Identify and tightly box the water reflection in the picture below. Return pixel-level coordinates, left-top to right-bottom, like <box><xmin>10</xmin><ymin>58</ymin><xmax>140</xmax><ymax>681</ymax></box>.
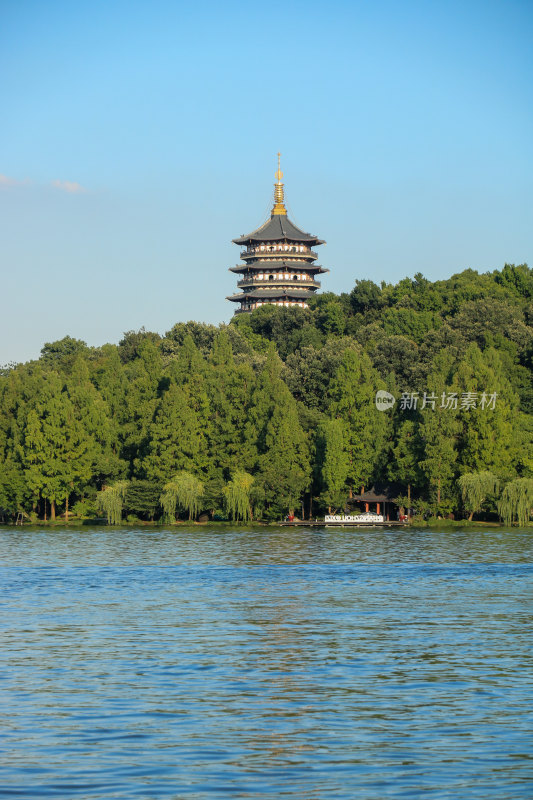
<box><xmin>0</xmin><ymin>527</ymin><xmax>532</xmax><ymax>799</ymax></box>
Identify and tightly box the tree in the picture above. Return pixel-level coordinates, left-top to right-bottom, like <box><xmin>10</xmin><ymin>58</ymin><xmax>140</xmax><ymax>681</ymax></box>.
<box><xmin>258</xmin><ymin>394</ymin><xmax>310</xmax><ymax>517</ymax></box>
<box><xmin>368</xmin><ymin>335</ymin><xmax>425</xmax><ymax>391</ymax></box>
<box><xmin>96</xmin><ymin>481</ymin><xmax>129</xmax><ymax>524</ymax></box>
<box><xmin>328</xmin><ymin>348</ymin><xmax>389</xmax><ymax>493</ymax></box>
<box><xmin>418</xmin><ymin>354</ymin><xmax>461</xmax><ymax>514</ymax></box>
<box><xmin>162</xmin><ymin>321</ymin><xmax>218</xmax><ymax>358</ymax></box>
<box><xmin>205</xmin><ymin>331</ymin><xmax>254</xmax><ymax>483</ymax></box>
<box><xmin>40</xmin><ymin>336</ymin><xmax>91</xmax><ymax>371</ymax></box>
<box><xmin>457</xmin><ymin>472</ymin><xmax>499</xmax><ymax>521</ymax></box>
<box><xmin>245</xmin><ymin>305</ymin><xmax>317</xmax><ymax>359</ymax></box>
<box><xmin>349</xmin><ymin>279</ymin><xmax>382</xmax><ymax>315</ymax></box>
<box><xmin>125</xmin><ymin>480</ymin><xmax>162</xmax><ymax>521</ymax></box>
<box><xmin>495</xmin><ymin>263</ymin><xmax>533</xmax><ymax>299</ymax></box>
<box><xmin>316</xmin><ymin>418</ymin><xmax>350</xmax><ymax>510</ymax></box>
<box><xmin>118</xmin><ymin>328</ymin><xmax>161</xmax><ymax>363</ymax></box>
<box><xmin>284</xmin><ymin>339</ymin><xmax>354</xmax><ymax>411</ymax></box>
<box><xmin>245</xmin><ymin>346</ymin><xmax>311</xmax><ymax>517</ymax></box>
<box><xmin>498</xmin><ymin>478</ymin><xmax>533</xmax><ymax>527</ymax></box>
<box><xmin>388</xmin><ymin>419</ymin><xmax>422</xmax><ymax>511</ymax></box>
<box><xmin>316</xmin><ymin>300</ymin><xmax>345</xmax><ymax>335</ymax></box>
<box><xmin>455</xmin><ymin>345</ymin><xmax>517</xmax><ymax>481</ymax></box>
<box><xmin>120</xmin><ymin>339</ymin><xmax>162</xmax><ymax>471</ymax></box>
<box><xmin>223</xmin><ymin>471</ymin><xmax>254</xmax><ymax>522</ymax></box>
<box><xmin>143</xmin><ymin>383</ymin><xmax>206</xmax><ymax>483</ymax></box>
<box><xmin>23</xmin><ymin>370</ymin><xmax>94</xmax><ymax>519</ymax></box>
<box><xmin>160</xmin><ymin>471</ymin><xmax>204</xmax><ymax>521</ymax></box>
<box><xmin>0</xmin><ymin>367</ymin><xmax>30</xmax><ymax>515</ymax></box>
<box><xmin>65</xmin><ymin>356</ymin><xmax>123</xmax><ymax>515</ymax></box>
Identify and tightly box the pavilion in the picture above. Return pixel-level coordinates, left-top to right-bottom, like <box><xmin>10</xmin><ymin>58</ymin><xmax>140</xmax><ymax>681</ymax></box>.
<box><xmin>347</xmin><ymin>485</ymin><xmax>403</xmax><ymax>522</ymax></box>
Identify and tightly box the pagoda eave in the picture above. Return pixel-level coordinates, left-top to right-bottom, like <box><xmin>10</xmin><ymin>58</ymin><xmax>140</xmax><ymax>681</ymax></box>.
<box><xmin>227</xmin><ymin>288</ymin><xmax>316</xmax><ymax>302</ymax></box>
<box><xmin>232</xmin><ymin>213</ymin><xmax>325</xmax><ymax>246</ymax></box>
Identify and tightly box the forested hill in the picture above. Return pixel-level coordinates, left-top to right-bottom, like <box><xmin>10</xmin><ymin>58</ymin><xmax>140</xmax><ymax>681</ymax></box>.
<box><xmin>1</xmin><ymin>264</ymin><xmax>532</xmax><ymax>524</ymax></box>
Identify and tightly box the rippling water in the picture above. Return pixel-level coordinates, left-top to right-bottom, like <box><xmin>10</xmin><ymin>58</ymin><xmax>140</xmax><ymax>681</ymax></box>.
<box><xmin>1</xmin><ymin>526</ymin><xmax>532</xmax><ymax>799</ymax></box>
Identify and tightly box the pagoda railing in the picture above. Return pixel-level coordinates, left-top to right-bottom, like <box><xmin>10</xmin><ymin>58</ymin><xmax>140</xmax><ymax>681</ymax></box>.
<box><xmin>240</xmin><ymin>249</ymin><xmax>318</xmax><ymax>261</ymax></box>
<box><xmin>237</xmin><ymin>276</ymin><xmax>320</xmax><ymax>289</ymax></box>
<box><xmin>234</xmin><ymin>301</ymin><xmax>310</xmax><ymax>315</ymax></box>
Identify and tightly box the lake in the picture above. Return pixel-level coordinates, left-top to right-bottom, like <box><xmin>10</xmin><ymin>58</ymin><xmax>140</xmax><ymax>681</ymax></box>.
<box><xmin>1</xmin><ymin>526</ymin><xmax>532</xmax><ymax>799</ymax></box>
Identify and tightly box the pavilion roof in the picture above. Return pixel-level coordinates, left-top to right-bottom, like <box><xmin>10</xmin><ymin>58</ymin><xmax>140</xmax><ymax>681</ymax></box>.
<box><xmin>233</xmin><ymin>214</ymin><xmax>325</xmax><ymax>245</ymax></box>
<box><xmin>348</xmin><ymin>484</ymin><xmax>403</xmax><ymax>503</ymax></box>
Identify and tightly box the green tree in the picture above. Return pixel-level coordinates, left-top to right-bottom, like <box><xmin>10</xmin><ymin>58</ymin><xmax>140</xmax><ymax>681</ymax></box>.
<box><xmin>143</xmin><ymin>383</ymin><xmax>206</xmax><ymax>483</ymax></box>
<box><xmin>247</xmin><ymin>346</ymin><xmax>311</xmax><ymax>517</ymax></box>
<box><xmin>223</xmin><ymin>471</ymin><xmax>254</xmax><ymax>522</ymax></box>
<box><xmin>457</xmin><ymin>471</ymin><xmax>500</xmax><ymax>521</ymax></box>
<box><xmin>350</xmin><ymin>279</ymin><xmax>382</xmax><ymax>315</ymax></box>
<box><xmin>328</xmin><ymin>348</ymin><xmax>389</xmax><ymax>494</ymax></box>
<box><xmin>23</xmin><ymin>370</ymin><xmax>94</xmax><ymax>519</ymax></box>
<box><xmin>455</xmin><ymin>345</ymin><xmax>517</xmax><ymax>481</ymax></box>
<box><xmin>65</xmin><ymin>356</ymin><xmax>123</xmax><ymax>514</ymax></box>
<box><xmin>418</xmin><ymin>355</ymin><xmax>461</xmax><ymax>514</ymax></box>
<box><xmin>388</xmin><ymin>419</ymin><xmax>422</xmax><ymax>511</ymax></box>
<box><xmin>284</xmin><ymin>339</ymin><xmax>354</xmax><ymax>411</ymax></box>
<box><xmin>40</xmin><ymin>336</ymin><xmax>91</xmax><ymax>371</ymax></box>
<box><xmin>120</xmin><ymin>339</ymin><xmax>162</xmax><ymax>472</ymax></box>
<box><xmin>498</xmin><ymin>478</ymin><xmax>533</xmax><ymax>527</ymax></box>
<box><xmin>160</xmin><ymin>471</ymin><xmax>204</xmax><ymax>521</ymax></box>
<box><xmin>97</xmin><ymin>481</ymin><xmax>129</xmax><ymax>524</ymax></box>
<box><xmin>205</xmin><ymin>331</ymin><xmax>253</xmax><ymax>484</ymax></box>
<box><xmin>316</xmin><ymin>418</ymin><xmax>350</xmax><ymax>510</ymax></box>
<box><xmin>125</xmin><ymin>480</ymin><xmax>162</xmax><ymax>521</ymax></box>
<box><xmin>118</xmin><ymin>328</ymin><xmax>161</xmax><ymax>363</ymax></box>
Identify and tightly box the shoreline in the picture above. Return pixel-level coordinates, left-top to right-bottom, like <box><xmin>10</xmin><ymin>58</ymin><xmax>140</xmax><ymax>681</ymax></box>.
<box><xmin>1</xmin><ymin>519</ymin><xmax>529</xmax><ymax>530</ymax></box>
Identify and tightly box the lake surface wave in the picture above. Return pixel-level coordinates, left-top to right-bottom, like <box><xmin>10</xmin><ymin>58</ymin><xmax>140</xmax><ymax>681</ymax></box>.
<box><xmin>1</xmin><ymin>526</ymin><xmax>532</xmax><ymax>799</ymax></box>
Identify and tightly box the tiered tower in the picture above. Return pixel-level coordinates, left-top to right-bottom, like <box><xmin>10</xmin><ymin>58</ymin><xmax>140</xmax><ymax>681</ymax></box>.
<box><xmin>227</xmin><ymin>155</ymin><xmax>328</xmax><ymax>314</ymax></box>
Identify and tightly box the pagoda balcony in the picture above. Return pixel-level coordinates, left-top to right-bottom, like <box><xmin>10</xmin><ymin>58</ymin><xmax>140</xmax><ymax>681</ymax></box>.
<box><xmin>234</xmin><ymin>300</ymin><xmax>310</xmax><ymax>314</ymax></box>
<box><xmin>237</xmin><ymin>276</ymin><xmax>321</xmax><ymax>289</ymax></box>
<box><xmin>240</xmin><ymin>249</ymin><xmax>318</xmax><ymax>261</ymax></box>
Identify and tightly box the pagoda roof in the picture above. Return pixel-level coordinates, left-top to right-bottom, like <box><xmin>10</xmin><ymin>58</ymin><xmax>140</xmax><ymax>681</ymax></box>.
<box><xmin>229</xmin><ymin>261</ymin><xmax>329</xmax><ymax>274</ymax></box>
<box><xmin>233</xmin><ymin>214</ymin><xmax>325</xmax><ymax>245</ymax></box>
<box><xmin>226</xmin><ymin>288</ymin><xmax>315</xmax><ymax>302</ymax></box>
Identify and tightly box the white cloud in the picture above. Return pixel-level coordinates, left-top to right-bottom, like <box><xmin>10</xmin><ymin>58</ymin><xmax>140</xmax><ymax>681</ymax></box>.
<box><xmin>0</xmin><ymin>174</ymin><xmax>28</xmax><ymax>187</ymax></box>
<box><xmin>51</xmin><ymin>179</ymin><xmax>86</xmax><ymax>194</ymax></box>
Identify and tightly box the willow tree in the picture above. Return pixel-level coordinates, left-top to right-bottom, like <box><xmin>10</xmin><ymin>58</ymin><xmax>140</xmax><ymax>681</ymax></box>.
<box><xmin>97</xmin><ymin>481</ymin><xmax>129</xmax><ymax>525</ymax></box>
<box><xmin>160</xmin><ymin>471</ymin><xmax>204</xmax><ymax>521</ymax></box>
<box><xmin>223</xmin><ymin>471</ymin><xmax>254</xmax><ymax>522</ymax></box>
<box><xmin>457</xmin><ymin>471</ymin><xmax>499</xmax><ymax>521</ymax></box>
<box><xmin>498</xmin><ymin>478</ymin><xmax>533</xmax><ymax>527</ymax></box>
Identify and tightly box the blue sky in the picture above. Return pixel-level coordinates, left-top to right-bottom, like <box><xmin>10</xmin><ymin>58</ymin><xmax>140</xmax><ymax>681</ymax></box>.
<box><xmin>1</xmin><ymin>0</ymin><xmax>532</xmax><ymax>363</ymax></box>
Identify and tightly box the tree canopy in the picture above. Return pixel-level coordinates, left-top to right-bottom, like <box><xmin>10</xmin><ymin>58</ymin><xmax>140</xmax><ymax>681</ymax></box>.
<box><xmin>1</xmin><ymin>263</ymin><xmax>531</xmax><ymax>524</ymax></box>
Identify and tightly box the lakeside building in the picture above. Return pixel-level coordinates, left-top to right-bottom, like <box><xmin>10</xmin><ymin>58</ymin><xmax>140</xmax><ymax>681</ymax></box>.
<box><xmin>227</xmin><ymin>155</ymin><xmax>329</xmax><ymax>314</ymax></box>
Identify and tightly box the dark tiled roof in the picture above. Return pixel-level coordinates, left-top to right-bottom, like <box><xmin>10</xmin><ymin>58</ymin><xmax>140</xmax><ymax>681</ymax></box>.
<box><xmin>226</xmin><ymin>287</ymin><xmax>315</xmax><ymax>302</ymax></box>
<box><xmin>233</xmin><ymin>214</ymin><xmax>325</xmax><ymax>245</ymax></box>
<box><xmin>349</xmin><ymin>484</ymin><xmax>403</xmax><ymax>503</ymax></box>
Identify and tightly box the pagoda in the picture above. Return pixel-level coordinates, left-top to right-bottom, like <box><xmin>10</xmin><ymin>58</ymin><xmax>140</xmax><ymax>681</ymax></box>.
<box><xmin>227</xmin><ymin>155</ymin><xmax>328</xmax><ymax>314</ymax></box>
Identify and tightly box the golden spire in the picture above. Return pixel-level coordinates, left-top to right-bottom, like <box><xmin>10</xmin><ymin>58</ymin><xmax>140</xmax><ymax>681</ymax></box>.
<box><xmin>271</xmin><ymin>151</ymin><xmax>287</xmax><ymax>215</ymax></box>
